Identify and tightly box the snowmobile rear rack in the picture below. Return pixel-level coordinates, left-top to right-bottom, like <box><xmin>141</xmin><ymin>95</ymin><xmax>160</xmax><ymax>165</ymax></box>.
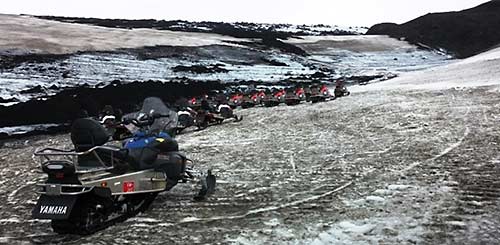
<box><xmin>34</xmin><ymin>146</ymin><xmax>122</xmax><ymax>174</ymax></box>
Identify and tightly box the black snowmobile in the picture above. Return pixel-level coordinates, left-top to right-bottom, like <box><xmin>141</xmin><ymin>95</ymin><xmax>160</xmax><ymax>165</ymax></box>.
<box><xmin>194</xmin><ymin>102</ymin><xmax>242</xmax><ymax>130</ymax></box>
<box><xmin>32</xmin><ymin>97</ymin><xmax>215</xmax><ymax>235</ymax></box>
<box><xmin>216</xmin><ymin>103</ymin><xmax>243</xmax><ymax>122</ymax></box>
<box><xmin>98</xmin><ymin>106</ymin><xmax>132</xmax><ymax>140</ymax></box>
<box><xmin>334</xmin><ymin>85</ymin><xmax>350</xmax><ymax>97</ymax></box>
<box><xmin>176</xmin><ymin>107</ymin><xmax>196</xmax><ymax>134</ymax></box>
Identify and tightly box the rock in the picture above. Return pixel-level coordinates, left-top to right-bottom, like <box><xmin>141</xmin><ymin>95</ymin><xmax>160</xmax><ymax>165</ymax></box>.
<box><xmin>0</xmin><ymin>97</ymin><xmax>19</xmax><ymax>103</ymax></box>
<box><xmin>62</xmin><ymin>71</ymin><xmax>71</xmax><ymax>78</ymax></box>
<box><xmin>20</xmin><ymin>85</ymin><xmax>45</xmax><ymax>94</ymax></box>
<box><xmin>172</xmin><ymin>64</ymin><xmax>229</xmax><ymax>74</ymax></box>
<box><xmin>310</xmin><ymin>72</ymin><xmax>328</xmax><ymax>79</ymax></box>
<box><xmin>260</xmin><ymin>58</ymin><xmax>288</xmax><ymax>66</ymax></box>
<box><xmin>367</xmin><ymin>1</ymin><xmax>500</xmax><ymax>58</ymax></box>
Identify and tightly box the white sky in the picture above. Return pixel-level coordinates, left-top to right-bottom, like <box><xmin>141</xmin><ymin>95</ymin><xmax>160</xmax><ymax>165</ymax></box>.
<box><xmin>1</xmin><ymin>0</ymin><xmax>490</xmax><ymax>27</ymax></box>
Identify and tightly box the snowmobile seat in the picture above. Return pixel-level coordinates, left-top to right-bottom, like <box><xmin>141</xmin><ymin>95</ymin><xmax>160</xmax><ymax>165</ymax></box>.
<box><xmin>71</xmin><ymin>118</ymin><xmax>110</xmax><ymax>152</ymax></box>
<box><xmin>70</xmin><ymin>118</ymin><xmax>129</xmax><ymax>169</ymax></box>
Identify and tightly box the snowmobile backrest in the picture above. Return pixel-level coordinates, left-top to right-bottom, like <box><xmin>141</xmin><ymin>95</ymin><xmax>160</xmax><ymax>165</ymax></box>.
<box><xmin>71</xmin><ymin>118</ymin><xmax>110</xmax><ymax>152</ymax></box>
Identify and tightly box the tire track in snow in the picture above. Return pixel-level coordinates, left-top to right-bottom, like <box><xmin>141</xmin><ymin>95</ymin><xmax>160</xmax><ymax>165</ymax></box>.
<box><xmin>177</xmin><ymin>181</ymin><xmax>353</xmax><ymax>224</ymax></box>
<box><xmin>399</xmin><ymin>106</ymin><xmax>471</xmax><ymax>174</ymax></box>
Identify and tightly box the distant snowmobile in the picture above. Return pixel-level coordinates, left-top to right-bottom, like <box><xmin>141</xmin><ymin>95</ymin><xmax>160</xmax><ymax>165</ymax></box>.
<box><xmin>308</xmin><ymin>84</ymin><xmax>334</xmax><ymax>103</ymax></box>
<box><xmin>217</xmin><ymin>103</ymin><xmax>243</xmax><ymax>122</ymax></box>
<box><xmin>194</xmin><ymin>109</ymin><xmax>224</xmax><ymax>129</ymax></box>
<box><xmin>309</xmin><ymin>85</ymin><xmax>326</xmax><ymax>103</ymax></box>
<box><xmin>176</xmin><ymin>107</ymin><xmax>197</xmax><ymax>134</ymax></box>
<box><xmin>228</xmin><ymin>93</ymin><xmax>243</xmax><ymax>109</ymax></box>
<box><xmin>241</xmin><ymin>92</ymin><xmax>259</xmax><ymax>109</ymax></box>
<box><xmin>32</xmin><ymin>97</ymin><xmax>215</xmax><ymax>235</ymax></box>
<box><xmin>334</xmin><ymin>82</ymin><xmax>350</xmax><ymax>97</ymax></box>
<box><xmin>195</xmin><ymin>102</ymin><xmax>242</xmax><ymax>129</ymax></box>
<box><xmin>285</xmin><ymin>87</ymin><xmax>306</xmax><ymax>106</ymax></box>
<box><xmin>263</xmin><ymin>89</ymin><xmax>285</xmax><ymax>107</ymax></box>
<box><xmin>98</xmin><ymin>106</ymin><xmax>131</xmax><ymax>140</ymax></box>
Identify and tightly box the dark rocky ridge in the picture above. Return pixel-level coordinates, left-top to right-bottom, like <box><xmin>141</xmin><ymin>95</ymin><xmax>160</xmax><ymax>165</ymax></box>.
<box><xmin>367</xmin><ymin>0</ymin><xmax>500</xmax><ymax>58</ymax></box>
<box><xmin>34</xmin><ymin>16</ymin><xmax>357</xmax><ymax>39</ymax></box>
<box><xmin>0</xmin><ymin>80</ymin><xmax>225</xmax><ymax>128</ymax></box>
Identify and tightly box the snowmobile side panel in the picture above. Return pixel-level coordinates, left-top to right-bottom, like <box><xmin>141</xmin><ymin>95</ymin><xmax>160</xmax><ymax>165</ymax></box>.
<box><xmin>83</xmin><ymin>169</ymin><xmax>167</xmax><ymax>195</ymax></box>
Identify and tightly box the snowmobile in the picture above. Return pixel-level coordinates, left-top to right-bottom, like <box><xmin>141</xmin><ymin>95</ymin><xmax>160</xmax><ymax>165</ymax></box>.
<box><xmin>216</xmin><ymin>103</ymin><xmax>243</xmax><ymax>122</ymax></box>
<box><xmin>98</xmin><ymin>107</ymin><xmax>132</xmax><ymax>141</ymax></box>
<box><xmin>32</xmin><ymin>97</ymin><xmax>216</xmax><ymax>235</ymax></box>
<box><xmin>285</xmin><ymin>87</ymin><xmax>305</xmax><ymax>106</ymax></box>
<box><xmin>194</xmin><ymin>109</ymin><xmax>224</xmax><ymax>130</ymax></box>
<box><xmin>240</xmin><ymin>91</ymin><xmax>262</xmax><ymax>109</ymax></box>
<box><xmin>194</xmin><ymin>103</ymin><xmax>242</xmax><ymax>130</ymax></box>
<box><xmin>228</xmin><ymin>93</ymin><xmax>243</xmax><ymax>109</ymax></box>
<box><xmin>334</xmin><ymin>85</ymin><xmax>350</xmax><ymax>97</ymax></box>
<box><xmin>309</xmin><ymin>84</ymin><xmax>333</xmax><ymax>103</ymax></box>
<box><xmin>188</xmin><ymin>97</ymin><xmax>202</xmax><ymax>110</ymax></box>
<box><xmin>263</xmin><ymin>89</ymin><xmax>285</xmax><ymax>107</ymax></box>
<box><xmin>176</xmin><ymin>107</ymin><xmax>197</xmax><ymax>134</ymax></box>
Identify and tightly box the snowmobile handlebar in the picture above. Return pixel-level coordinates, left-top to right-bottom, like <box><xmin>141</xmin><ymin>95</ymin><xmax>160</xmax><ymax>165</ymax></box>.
<box><xmin>122</xmin><ymin>113</ymin><xmax>170</xmax><ymax>128</ymax></box>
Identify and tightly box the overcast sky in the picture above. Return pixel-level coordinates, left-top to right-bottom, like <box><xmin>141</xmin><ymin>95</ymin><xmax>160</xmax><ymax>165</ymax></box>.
<box><xmin>1</xmin><ymin>0</ymin><xmax>490</xmax><ymax>27</ymax></box>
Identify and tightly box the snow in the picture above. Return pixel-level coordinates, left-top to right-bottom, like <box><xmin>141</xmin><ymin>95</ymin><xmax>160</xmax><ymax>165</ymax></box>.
<box><xmin>387</xmin><ymin>185</ymin><xmax>412</xmax><ymax>191</ymax></box>
<box><xmin>303</xmin><ymin>183</ymin><xmax>451</xmax><ymax>245</ymax></box>
<box><xmin>0</xmin><ymin>217</ymin><xmax>21</xmax><ymax>223</ymax></box>
<box><xmin>351</xmin><ymin>46</ymin><xmax>500</xmax><ymax>92</ymax></box>
<box><xmin>285</xmin><ymin>35</ymin><xmax>416</xmax><ymax>52</ymax></box>
<box><xmin>446</xmin><ymin>221</ymin><xmax>467</xmax><ymax>227</ymax></box>
<box><xmin>0</xmin><ymin>14</ymin><xmax>247</xmax><ymax>55</ymax></box>
<box><xmin>0</xmin><ymin>124</ymin><xmax>59</xmax><ymax>135</ymax></box>
<box><xmin>275</xmin><ymin>24</ymin><xmax>367</xmax><ymax>35</ymax></box>
<box><xmin>365</xmin><ymin>195</ymin><xmax>385</xmax><ymax>203</ymax></box>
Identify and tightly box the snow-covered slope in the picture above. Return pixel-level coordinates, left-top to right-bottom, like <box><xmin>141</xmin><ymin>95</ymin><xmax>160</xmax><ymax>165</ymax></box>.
<box><xmin>351</xmin><ymin>46</ymin><xmax>500</xmax><ymax>92</ymax></box>
<box><xmin>0</xmin><ymin>14</ymin><xmax>246</xmax><ymax>55</ymax></box>
<box><xmin>0</xmin><ymin>15</ymin><xmax>450</xmax><ymax>106</ymax></box>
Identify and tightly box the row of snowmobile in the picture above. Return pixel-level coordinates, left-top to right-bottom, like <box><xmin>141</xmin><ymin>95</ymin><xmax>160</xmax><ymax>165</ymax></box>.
<box><xmin>175</xmin><ymin>100</ymin><xmax>243</xmax><ymax>135</ymax></box>
<box><xmin>211</xmin><ymin>83</ymin><xmax>350</xmax><ymax>109</ymax></box>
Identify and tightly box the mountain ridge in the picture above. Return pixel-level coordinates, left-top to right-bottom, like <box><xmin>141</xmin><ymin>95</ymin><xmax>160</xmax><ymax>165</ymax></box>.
<box><xmin>367</xmin><ymin>0</ymin><xmax>500</xmax><ymax>58</ymax></box>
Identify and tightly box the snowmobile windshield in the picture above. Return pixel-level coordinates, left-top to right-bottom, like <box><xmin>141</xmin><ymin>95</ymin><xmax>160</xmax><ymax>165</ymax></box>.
<box><xmin>124</xmin><ymin>97</ymin><xmax>178</xmax><ymax>135</ymax></box>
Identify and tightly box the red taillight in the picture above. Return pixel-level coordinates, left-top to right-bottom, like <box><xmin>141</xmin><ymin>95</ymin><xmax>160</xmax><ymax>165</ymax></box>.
<box><xmin>123</xmin><ymin>182</ymin><xmax>135</xmax><ymax>192</ymax></box>
<box><xmin>55</xmin><ymin>172</ymin><xmax>65</xmax><ymax>179</ymax></box>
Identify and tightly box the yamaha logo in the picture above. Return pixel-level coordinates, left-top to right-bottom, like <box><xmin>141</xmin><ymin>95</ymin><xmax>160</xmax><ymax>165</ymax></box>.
<box><xmin>40</xmin><ymin>205</ymin><xmax>67</xmax><ymax>215</ymax></box>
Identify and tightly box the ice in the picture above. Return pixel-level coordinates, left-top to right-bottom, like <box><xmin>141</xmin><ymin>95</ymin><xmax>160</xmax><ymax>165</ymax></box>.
<box><xmin>126</xmin><ymin>217</ymin><xmax>160</xmax><ymax>223</ymax></box>
<box><xmin>373</xmin><ymin>189</ymin><xmax>392</xmax><ymax>195</ymax></box>
<box><xmin>365</xmin><ymin>196</ymin><xmax>385</xmax><ymax>203</ymax></box>
<box><xmin>0</xmin><ymin>124</ymin><xmax>59</xmax><ymax>135</ymax></box>
<box><xmin>0</xmin><ymin>217</ymin><xmax>21</xmax><ymax>223</ymax></box>
<box><xmin>446</xmin><ymin>221</ymin><xmax>467</xmax><ymax>227</ymax></box>
<box><xmin>387</xmin><ymin>185</ymin><xmax>412</xmax><ymax>191</ymax></box>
